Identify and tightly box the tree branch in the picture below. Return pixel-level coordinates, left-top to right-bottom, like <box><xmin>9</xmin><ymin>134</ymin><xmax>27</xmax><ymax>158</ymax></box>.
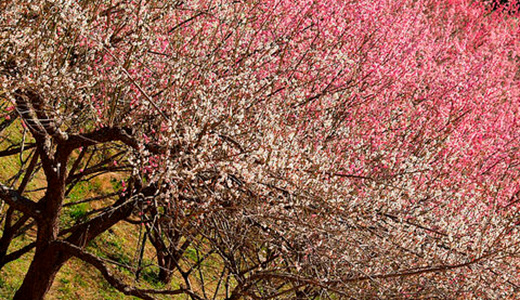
<box><xmin>0</xmin><ymin>182</ymin><xmax>39</xmax><ymax>219</ymax></box>
<box><xmin>65</xmin><ymin>127</ymin><xmax>166</xmax><ymax>154</ymax></box>
<box><xmin>0</xmin><ymin>144</ymin><xmax>36</xmax><ymax>158</ymax></box>
<box><xmin>0</xmin><ymin>242</ymin><xmax>35</xmax><ymax>268</ymax></box>
<box><xmin>56</xmin><ymin>241</ymin><xmax>193</xmax><ymax>300</ymax></box>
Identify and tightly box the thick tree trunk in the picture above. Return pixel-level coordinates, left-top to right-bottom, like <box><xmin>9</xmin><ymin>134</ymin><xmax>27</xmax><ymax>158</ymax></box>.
<box><xmin>13</xmin><ymin>244</ymin><xmax>69</xmax><ymax>300</ymax></box>
<box><xmin>12</xmin><ymin>194</ymin><xmax>136</xmax><ymax>299</ymax></box>
<box><xmin>152</xmin><ymin>237</ymin><xmax>180</xmax><ymax>285</ymax></box>
<box><xmin>158</xmin><ymin>259</ymin><xmax>174</xmax><ymax>284</ymax></box>
<box><xmin>11</xmin><ymin>137</ymin><xmax>70</xmax><ymax>300</ymax></box>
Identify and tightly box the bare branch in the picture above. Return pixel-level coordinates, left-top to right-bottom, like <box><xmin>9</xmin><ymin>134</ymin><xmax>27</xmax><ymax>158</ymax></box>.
<box><xmin>56</xmin><ymin>241</ymin><xmax>191</xmax><ymax>300</ymax></box>
<box><xmin>0</xmin><ymin>182</ymin><xmax>39</xmax><ymax>219</ymax></box>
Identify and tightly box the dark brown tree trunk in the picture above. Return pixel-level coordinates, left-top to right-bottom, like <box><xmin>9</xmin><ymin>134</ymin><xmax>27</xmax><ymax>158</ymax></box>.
<box><xmin>158</xmin><ymin>257</ymin><xmax>175</xmax><ymax>284</ymax></box>
<box><xmin>12</xmin><ymin>244</ymin><xmax>70</xmax><ymax>300</ymax></box>
<box><xmin>12</xmin><ymin>148</ymin><xmax>69</xmax><ymax>300</ymax></box>
<box><xmin>150</xmin><ymin>230</ymin><xmax>182</xmax><ymax>285</ymax></box>
<box><xmin>12</xmin><ymin>193</ymin><xmax>137</xmax><ymax>299</ymax></box>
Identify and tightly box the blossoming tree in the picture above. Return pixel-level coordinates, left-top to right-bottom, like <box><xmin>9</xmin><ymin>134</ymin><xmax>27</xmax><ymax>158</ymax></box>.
<box><xmin>1</xmin><ymin>0</ymin><xmax>520</xmax><ymax>299</ymax></box>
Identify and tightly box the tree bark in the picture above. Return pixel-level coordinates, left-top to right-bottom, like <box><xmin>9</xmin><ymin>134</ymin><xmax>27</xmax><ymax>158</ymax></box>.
<box><xmin>12</xmin><ymin>244</ymin><xmax>70</xmax><ymax>300</ymax></box>
<box><xmin>12</xmin><ymin>137</ymin><xmax>68</xmax><ymax>300</ymax></box>
<box><xmin>158</xmin><ymin>258</ymin><xmax>175</xmax><ymax>284</ymax></box>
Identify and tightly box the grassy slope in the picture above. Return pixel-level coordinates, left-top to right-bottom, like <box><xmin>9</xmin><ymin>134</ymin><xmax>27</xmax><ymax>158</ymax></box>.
<box><xmin>0</xmin><ymin>121</ymin><xmax>181</xmax><ymax>299</ymax></box>
<box><xmin>0</xmin><ymin>223</ymin><xmax>177</xmax><ymax>300</ymax></box>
